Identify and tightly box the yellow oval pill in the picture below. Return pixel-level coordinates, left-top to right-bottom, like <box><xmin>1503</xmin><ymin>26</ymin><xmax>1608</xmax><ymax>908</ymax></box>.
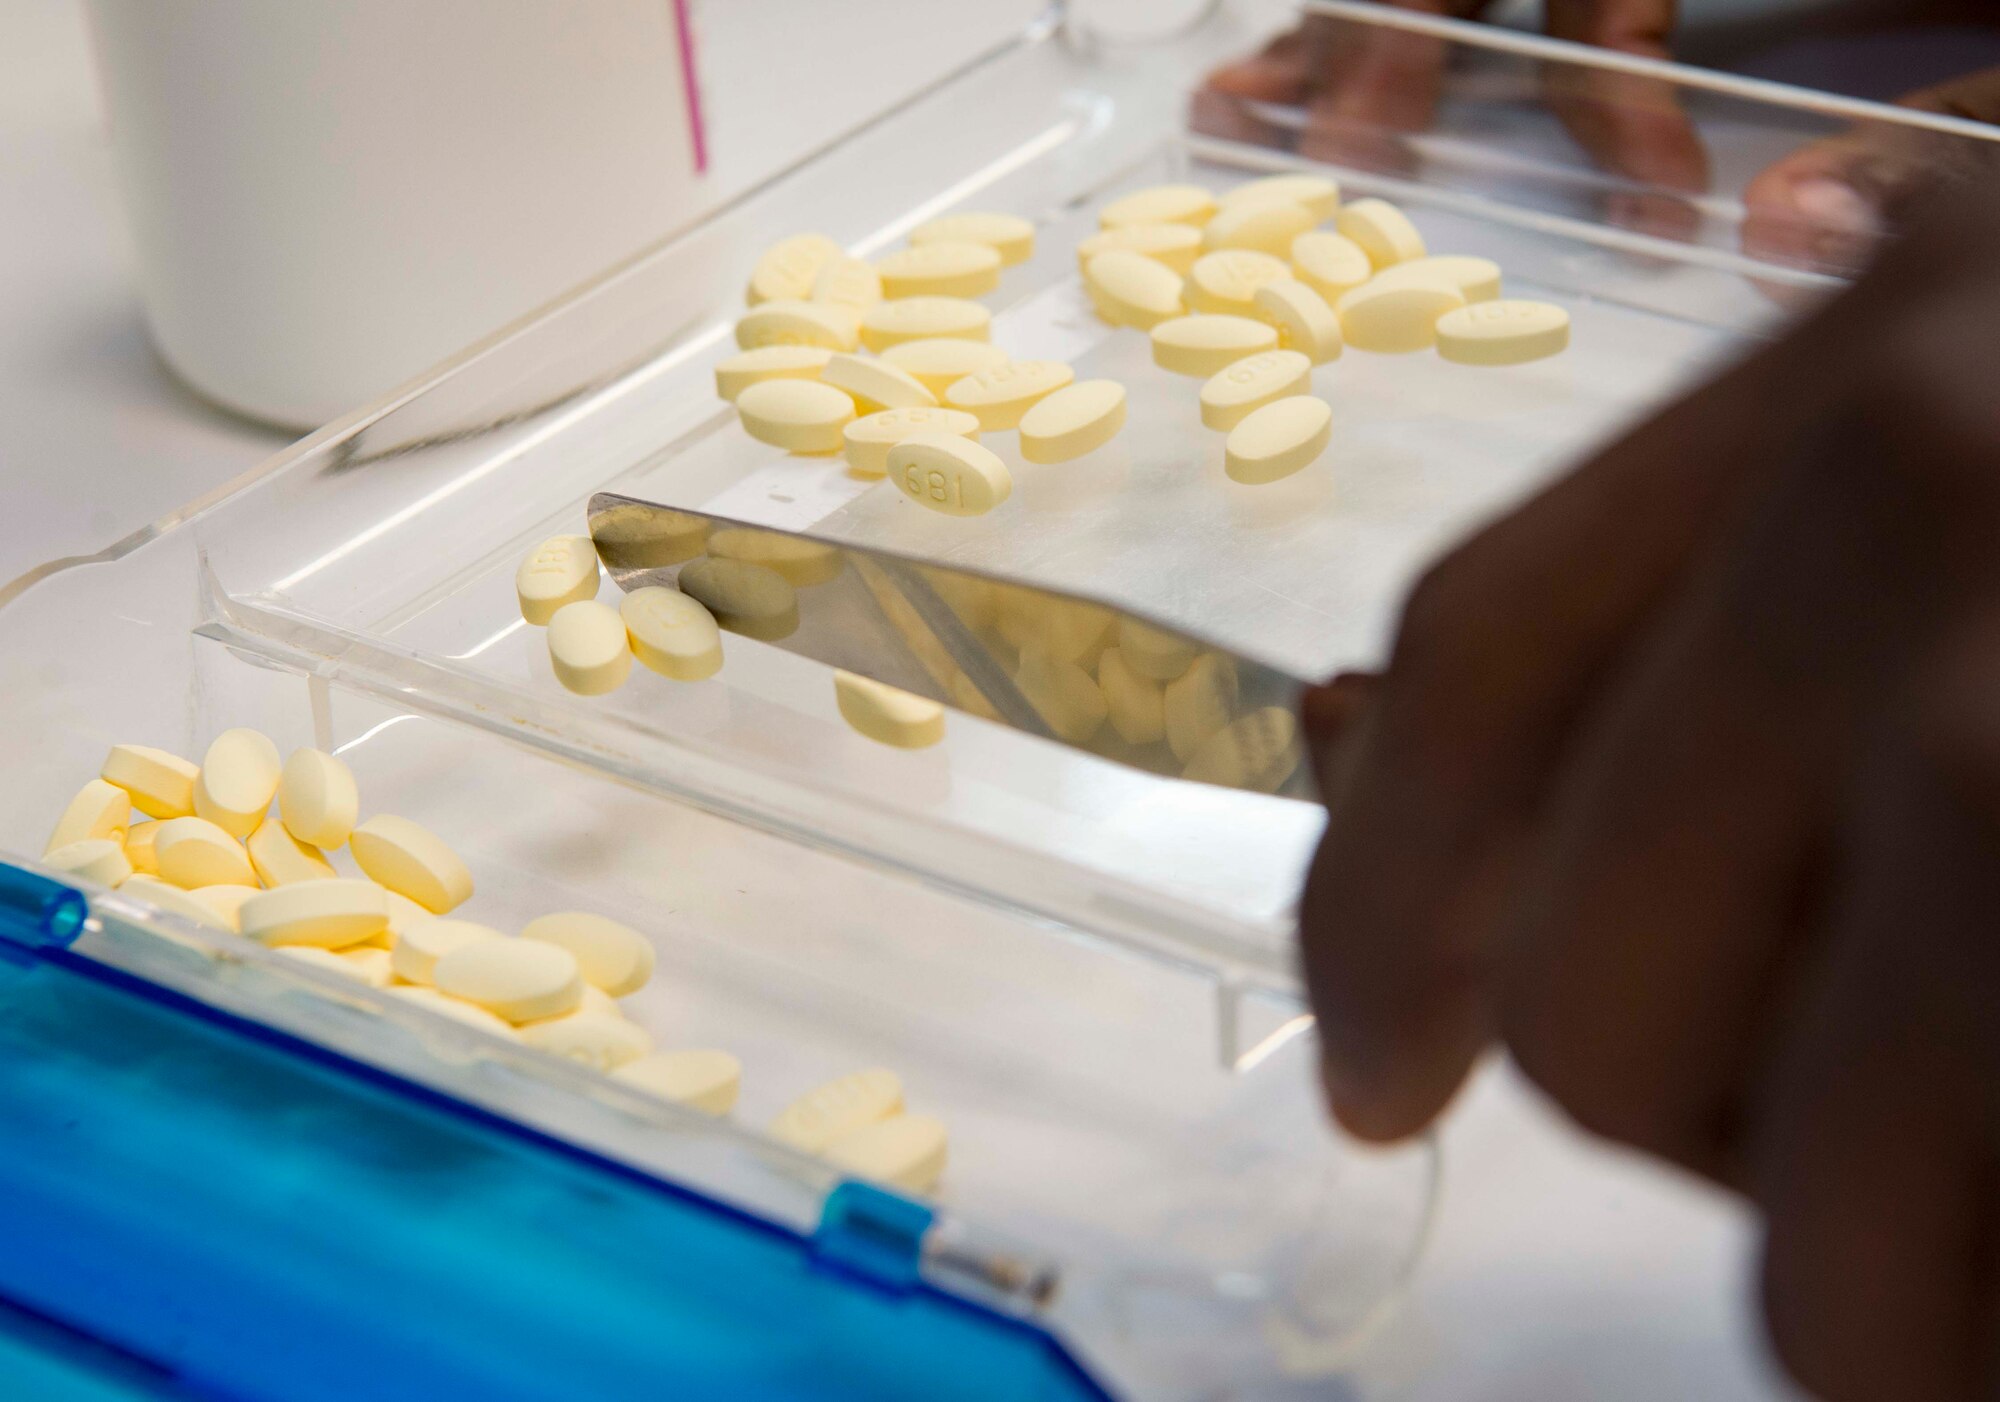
<box><xmin>125</xmin><ymin>820</ymin><xmax>161</xmax><ymax>876</ymax></box>
<box><xmin>859</xmin><ymin>296</ymin><xmax>992</xmax><ymax>352</ymax></box>
<box><xmin>546</xmin><ymin>599</ymin><xmax>635</xmax><ymax>696</ymax></box>
<box><xmin>1251</xmin><ymin>278</ymin><xmax>1343</xmax><ymax>364</ymax></box>
<box><xmin>810</xmin><ymin>255</ymin><xmax>882</xmax><ymax>315</ymax></box>
<box><xmin>1436</xmin><ymin>299</ymin><xmax>1571</xmax><ymax>366</ymax></box>
<box><xmin>1220</xmin><ymin>173</ymin><xmax>1341</xmax><ymax>222</ymax></box>
<box><xmin>825</xmin><ymin>1112</ymin><xmax>949</xmax><ymax>1193</ymax></box>
<box><xmin>45</xmin><ymin>838</ymin><xmax>133</xmax><ymax>888</ymax></box>
<box><xmin>193</xmin><ymin>728</ymin><xmax>282</xmax><ymax>839</ymax></box>
<box><xmin>819</xmin><ymin>352</ymin><xmax>936</xmax><ymax>412</ymax></box>
<box><xmin>435</xmin><ymin>938</ymin><xmax>584</xmax><ymax>1024</ymax></box>
<box><xmin>735</xmin><ymin>300</ymin><xmax>860</xmax><ymax>353</ymax></box>
<box><xmin>1083</xmin><ymin>250</ymin><xmax>1186</xmax><ymax>330</ymax></box>
<box><xmin>278</xmin><ymin>748</ymin><xmax>359</xmax><ymax>850</ymax></box>
<box><xmin>1224</xmin><ymin>395</ymin><xmax>1332</xmax><ymax>486</ymax></box>
<box><xmin>391</xmin><ymin>917</ymin><xmax>504</xmax><ymax>984</ymax></box>
<box><xmin>350</xmin><ymin>815</ymin><xmax>474</xmax><ymax>914</ymax></box>
<box><xmin>877</xmin><ymin>241</ymin><xmax>1003</xmax><ymax>299</ymax></box>
<box><xmin>1150</xmin><ymin>315</ymin><xmax>1279</xmax><ymax>377</ymax></box>
<box><xmin>1099</xmin><ymin>183</ymin><xmax>1217</xmax><ymax>229</ymax></box>
<box><xmin>387</xmin><ymin>985</ymin><xmax>520</xmax><ymax>1038</ymax></box>
<box><xmin>339</xmin><ymin>945</ymin><xmax>395</xmax><ymax>988</ymax></box>
<box><xmin>240</xmin><ymin>878</ymin><xmax>389</xmax><ymax>950</ymax></box>
<box><xmin>1372</xmin><ymin>254</ymin><xmax>1503</xmax><ymax>303</ymax></box>
<box><xmin>834</xmin><ymin>671</ymin><xmax>946</xmax><ymax>749</ymax></box>
<box><xmin>191</xmin><ymin>883</ymin><xmax>259</xmax><ymax>932</ymax></box>
<box><xmin>878</xmin><ymin>339</ymin><xmax>1010</xmax><ymax>397</ymax></box>
<box><xmin>770</xmin><ymin>1068</ymin><xmax>904</xmax><ymax>1152</ymax></box>
<box><xmin>714</xmin><ymin>344</ymin><xmax>833</xmax><ymax>403</ymax></box>
<box><xmin>1290</xmin><ymin>230</ymin><xmax>1374</xmax><ymax>303</ymax></box>
<box><xmin>677</xmin><ymin>557</ymin><xmax>800</xmax><ymax>641</ymax></box>
<box><xmin>121</xmin><ymin>875</ymin><xmax>231</xmax><ymax>933</ymax></box>
<box><xmin>519</xmin><ymin>1010</ymin><xmax>653</xmax><ymax>1070</ymax></box>
<box><xmin>842</xmin><ymin>405</ymin><xmax>980</xmax><ymax>477</ymax></box>
<box><xmin>1203</xmin><ymin>200</ymin><xmax>1316</xmax><ymax>258</ymax></box>
<box><xmin>521</xmin><ymin>911</ymin><xmax>655</xmax><ymax>997</ymax></box>
<box><xmin>247</xmin><ymin>815</ymin><xmax>337</xmax><ymax>887</ymax></box>
<box><xmin>515</xmin><ymin>534</ymin><xmax>600</xmax><ymax>626</ymax></box>
<box><xmin>747</xmin><ymin>233</ymin><xmax>840</xmax><ymax>305</ymax></box>
<box><xmin>615</xmin><ymin>1049</ymin><xmax>742</xmax><ymax>1115</ymax></box>
<box><xmin>1120</xmin><ymin>617</ymin><xmax>1201</xmax><ymax>681</ymax></box>
<box><xmin>1182</xmin><ymin>706</ymin><xmax>1302</xmax><ymax>792</ymax></box>
<box><xmin>101</xmin><ymin>744</ymin><xmax>199</xmax><ymax>820</ymax></box>
<box><xmin>1336</xmin><ymin>198</ymin><xmax>1427</xmax><ymax>269</ymax></box>
<box><xmin>1336</xmin><ymin>280</ymin><xmax>1466</xmax><ymax>354</ymax></box>
<box><xmin>1018</xmin><ymin>379</ymin><xmax>1126</xmax><ymax>465</ymax></box>
<box><xmin>702</xmin><ymin>526</ymin><xmax>840</xmax><ymax>591</ymax></box>
<box><xmin>909</xmin><ymin>211</ymin><xmax>1034</xmax><ymax>266</ymax></box>
<box><xmin>47</xmin><ymin>779</ymin><xmax>129</xmax><ymax>855</ymax></box>
<box><xmin>155</xmin><ymin>816</ymin><xmax>256</xmax><ymax>889</ymax></box>
<box><xmin>736</xmin><ymin>378</ymin><xmax>857</xmax><ymax>454</ymax></box>
<box><xmin>1096</xmin><ymin>646</ymin><xmax>1166</xmax><ymax>744</ymax></box>
<box><xmin>1075</xmin><ymin>223</ymin><xmax>1205</xmax><ymax>275</ymax></box>
<box><xmin>944</xmin><ymin>360</ymin><xmax>1074</xmax><ymax>431</ymax></box>
<box><xmin>619</xmin><ymin>587</ymin><xmax>723</xmax><ymax>682</ymax></box>
<box><xmin>889</xmin><ymin>433</ymin><xmax>1012</xmax><ymax>517</ymax></box>
<box><xmin>1199</xmin><ymin>349</ymin><xmax>1313</xmax><ymax>431</ymax></box>
<box><xmin>1016</xmin><ymin>647</ymin><xmax>1107</xmax><ymax>743</ymax></box>
<box><xmin>1185</xmin><ymin>249</ymin><xmax>1289</xmax><ymax>316</ymax></box>
<box><xmin>1164</xmin><ymin>653</ymin><xmax>1240</xmax><ymax>762</ymax></box>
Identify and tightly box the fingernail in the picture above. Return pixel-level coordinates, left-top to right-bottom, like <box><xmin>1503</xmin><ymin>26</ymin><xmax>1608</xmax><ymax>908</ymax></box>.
<box><xmin>1789</xmin><ymin>176</ymin><xmax>1880</xmax><ymax>235</ymax></box>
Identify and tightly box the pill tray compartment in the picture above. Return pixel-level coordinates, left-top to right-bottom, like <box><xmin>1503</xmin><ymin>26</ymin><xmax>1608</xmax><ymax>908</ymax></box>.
<box><xmin>4</xmin><ymin>3</ymin><xmax>1990</xmax><ymax>1394</ymax></box>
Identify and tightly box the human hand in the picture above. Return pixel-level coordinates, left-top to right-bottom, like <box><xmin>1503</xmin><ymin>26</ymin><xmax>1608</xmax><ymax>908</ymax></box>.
<box><xmin>1200</xmin><ymin>1</ymin><xmax>1708</xmax><ymax>236</ymax></box>
<box><xmin>1298</xmin><ymin>186</ymin><xmax>2000</xmax><ymax>1402</ymax></box>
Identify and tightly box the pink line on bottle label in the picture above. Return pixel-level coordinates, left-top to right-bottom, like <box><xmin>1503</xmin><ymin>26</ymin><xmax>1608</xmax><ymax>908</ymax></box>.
<box><xmin>670</xmin><ymin>0</ymin><xmax>708</xmax><ymax>174</ymax></box>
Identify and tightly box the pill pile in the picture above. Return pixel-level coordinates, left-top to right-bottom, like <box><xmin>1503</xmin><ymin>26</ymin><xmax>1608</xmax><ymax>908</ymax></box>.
<box><xmin>517</xmin><ymin>522</ymin><xmax>952</xmax><ymax>749</ymax></box>
<box><xmin>45</xmin><ymin>732</ymin><xmax>951</xmax><ymax>1189</ymax></box>
<box><xmin>721</xmin><ymin>170</ymin><xmax>1567</xmax><ymax>502</ymax></box>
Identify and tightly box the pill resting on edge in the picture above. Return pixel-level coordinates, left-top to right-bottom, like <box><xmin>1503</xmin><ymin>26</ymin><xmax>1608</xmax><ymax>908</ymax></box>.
<box><xmin>818</xmin><ymin>353</ymin><xmax>936</xmax><ymax>413</ymax></box>
<box><xmin>834</xmin><ymin>671</ymin><xmax>947</xmax><ymax>749</ymax></box>
<box><xmin>547</xmin><ymin>599</ymin><xmax>636</xmax><ymax>697</ymax></box>
<box><xmin>239</xmin><ymin>879</ymin><xmax>389</xmax><ymax>950</ymax></box>
<box><xmin>100</xmin><ymin>744</ymin><xmax>199</xmax><ymax>819</ymax></box>
<box><xmin>154</xmin><ymin>816</ymin><xmax>258</xmax><ymax>889</ymax></box>
<box><xmin>47</xmin><ymin>779</ymin><xmax>130</xmax><ymax>855</ymax></box>
<box><xmin>350</xmin><ymin>814</ymin><xmax>474</xmax><ymax>914</ymax></box>
<box><xmin>615</xmin><ymin>1049</ymin><xmax>743</xmax><ymax>1115</ymax></box>
<box><xmin>278</xmin><ymin>748</ymin><xmax>359</xmax><ymax>850</ymax></box>
<box><xmin>516</xmin><ymin>535</ymin><xmax>601</xmax><ymax>626</ymax></box>
<box><xmin>247</xmin><ymin>815</ymin><xmax>337</xmax><ymax>887</ymax></box>
<box><xmin>192</xmin><ymin>728</ymin><xmax>282</xmax><ymax>839</ymax></box>
<box><xmin>1335</xmin><ymin>198</ymin><xmax>1427</xmax><ymax>269</ymax></box>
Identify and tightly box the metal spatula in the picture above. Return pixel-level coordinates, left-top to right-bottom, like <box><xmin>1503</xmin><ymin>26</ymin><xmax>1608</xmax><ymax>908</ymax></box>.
<box><xmin>588</xmin><ymin>492</ymin><xmax>1316</xmax><ymax>799</ymax></box>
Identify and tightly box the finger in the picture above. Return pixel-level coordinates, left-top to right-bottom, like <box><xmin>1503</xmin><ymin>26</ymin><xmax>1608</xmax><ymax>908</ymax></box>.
<box><xmin>1751</xmin><ymin>700</ymin><xmax>2000</xmax><ymax>1402</ymax></box>
<box><xmin>1204</xmin><ymin>28</ymin><xmax>1317</xmax><ymax>104</ymax></box>
<box><xmin>1295</xmin><ymin>1</ymin><xmax>1487</xmax><ymax>170</ymax></box>
<box><xmin>1300</xmin><ymin>670</ymin><xmax>1378</xmax><ymax>802</ymax></box>
<box><xmin>1541</xmin><ymin>0</ymin><xmax>1709</xmax><ymax>239</ymax></box>
<box><xmin>1743</xmin><ymin>66</ymin><xmax>2000</xmax><ymax>273</ymax></box>
<box><xmin>1300</xmin><ymin>333</ymin><xmax>1794</xmax><ymax>1142</ymax></box>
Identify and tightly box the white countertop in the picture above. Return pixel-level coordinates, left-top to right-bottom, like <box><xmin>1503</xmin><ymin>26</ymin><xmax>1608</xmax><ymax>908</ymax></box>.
<box><xmin>0</xmin><ymin>2</ymin><xmax>1797</xmax><ymax>1398</ymax></box>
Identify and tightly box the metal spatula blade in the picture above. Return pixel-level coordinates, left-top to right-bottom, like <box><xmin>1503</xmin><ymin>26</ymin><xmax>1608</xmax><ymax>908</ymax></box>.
<box><xmin>588</xmin><ymin>492</ymin><xmax>1316</xmax><ymax>799</ymax></box>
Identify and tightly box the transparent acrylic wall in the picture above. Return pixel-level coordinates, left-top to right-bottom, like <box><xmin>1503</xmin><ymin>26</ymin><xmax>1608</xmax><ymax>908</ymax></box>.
<box><xmin>2</xmin><ymin>3</ymin><xmax>1992</xmax><ymax>1396</ymax></box>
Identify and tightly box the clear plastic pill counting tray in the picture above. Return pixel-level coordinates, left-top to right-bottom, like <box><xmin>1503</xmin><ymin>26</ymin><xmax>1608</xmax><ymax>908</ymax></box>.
<box><xmin>0</xmin><ymin>4</ymin><xmax>1991</xmax><ymax>1397</ymax></box>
